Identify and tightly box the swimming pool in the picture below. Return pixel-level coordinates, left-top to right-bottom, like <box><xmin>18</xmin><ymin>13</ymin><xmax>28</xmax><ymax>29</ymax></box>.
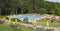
<box><xmin>12</xmin><ymin>15</ymin><xmax>45</xmax><ymax>21</ymax></box>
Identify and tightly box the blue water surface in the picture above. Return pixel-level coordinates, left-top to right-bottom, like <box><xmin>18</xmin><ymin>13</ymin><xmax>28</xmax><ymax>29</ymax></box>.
<box><xmin>13</xmin><ymin>15</ymin><xmax>44</xmax><ymax>20</ymax></box>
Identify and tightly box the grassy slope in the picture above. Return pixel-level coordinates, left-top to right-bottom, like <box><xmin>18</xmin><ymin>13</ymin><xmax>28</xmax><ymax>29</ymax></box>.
<box><xmin>21</xmin><ymin>26</ymin><xmax>37</xmax><ymax>31</ymax></box>
<box><xmin>0</xmin><ymin>24</ymin><xmax>37</xmax><ymax>31</ymax></box>
<box><xmin>0</xmin><ymin>24</ymin><xmax>11</xmax><ymax>31</ymax></box>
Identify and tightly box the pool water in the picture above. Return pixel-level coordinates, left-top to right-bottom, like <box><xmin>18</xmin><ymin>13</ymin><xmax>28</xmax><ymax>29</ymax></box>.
<box><xmin>13</xmin><ymin>15</ymin><xmax>44</xmax><ymax>21</ymax></box>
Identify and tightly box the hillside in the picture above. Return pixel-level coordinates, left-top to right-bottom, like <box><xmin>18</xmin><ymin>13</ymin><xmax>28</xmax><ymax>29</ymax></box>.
<box><xmin>0</xmin><ymin>0</ymin><xmax>60</xmax><ymax>15</ymax></box>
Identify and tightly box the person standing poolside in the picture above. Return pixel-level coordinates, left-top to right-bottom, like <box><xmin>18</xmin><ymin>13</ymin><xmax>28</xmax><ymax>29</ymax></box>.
<box><xmin>46</xmin><ymin>21</ymin><xmax>49</xmax><ymax>26</ymax></box>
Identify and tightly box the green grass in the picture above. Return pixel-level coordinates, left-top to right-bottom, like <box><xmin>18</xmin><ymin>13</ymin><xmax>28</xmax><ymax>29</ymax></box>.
<box><xmin>37</xmin><ymin>22</ymin><xmax>60</xmax><ymax>27</ymax></box>
<box><xmin>0</xmin><ymin>24</ymin><xmax>38</xmax><ymax>31</ymax></box>
<box><xmin>0</xmin><ymin>24</ymin><xmax>11</xmax><ymax>31</ymax></box>
<box><xmin>21</xmin><ymin>26</ymin><xmax>38</xmax><ymax>31</ymax></box>
<box><xmin>49</xmin><ymin>23</ymin><xmax>60</xmax><ymax>27</ymax></box>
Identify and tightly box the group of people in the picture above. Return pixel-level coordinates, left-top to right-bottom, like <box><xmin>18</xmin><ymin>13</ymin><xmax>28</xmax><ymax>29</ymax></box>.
<box><xmin>49</xmin><ymin>16</ymin><xmax>60</xmax><ymax>23</ymax></box>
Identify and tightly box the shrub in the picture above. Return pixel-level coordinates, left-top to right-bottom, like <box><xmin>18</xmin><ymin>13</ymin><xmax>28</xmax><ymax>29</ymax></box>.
<box><xmin>5</xmin><ymin>17</ymin><xmax>9</xmax><ymax>20</ymax></box>
<box><xmin>0</xmin><ymin>16</ymin><xmax>4</xmax><ymax>18</ymax></box>
<box><xmin>11</xmin><ymin>18</ymin><xmax>15</xmax><ymax>22</ymax></box>
<box><xmin>11</xmin><ymin>18</ymin><xmax>21</xmax><ymax>22</ymax></box>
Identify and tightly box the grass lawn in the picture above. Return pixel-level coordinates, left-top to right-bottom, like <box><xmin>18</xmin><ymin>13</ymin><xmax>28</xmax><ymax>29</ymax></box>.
<box><xmin>21</xmin><ymin>26</ymin><xmax>38</xmax><ymax>31</ymax></box>
<box><xmin>37</xmin><ymin>22</ymin><xmax>60</xmax><ymax>27</ymax></box>
<box><xmin>0</xmin><ymin>23</ymin><xmax>38</xmax><ymax>31</ymax></box>
<box><xmin>0</xmin><ymin>24</ymin><xmax>11</xmax><ymax>31</ymax></box>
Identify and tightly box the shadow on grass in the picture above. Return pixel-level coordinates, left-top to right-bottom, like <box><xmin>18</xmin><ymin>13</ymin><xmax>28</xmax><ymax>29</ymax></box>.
<box><xmin>0</xmin><ymin>22</ymin><xmax>4</xmax><ymax>24</ymax></box>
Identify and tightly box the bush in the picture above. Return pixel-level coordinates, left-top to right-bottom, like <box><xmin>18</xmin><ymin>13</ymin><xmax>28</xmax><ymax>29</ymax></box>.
<box><xmin>11</xmin><ymin>18</ymin><xmax>15</xmax><ymax>22</ymax></box>
<box><xmin>16</xmin><ymin>18</ymin><xmax>21</xmax><ymax>22</ymax></box>
<box><xmin>0</xmin><ymin>16</ymin><xmax>6</xmax><ymax>19</ymax></box>
<box><xmin>5</xmin><ymin>17</ymin><xmax>9</xmax><ymax>20</ymax></box>
<box><xmin>0</xmin><ymin>16</ymin><xmax>9</xmax><ymax>20</ymax></box>
<box><xmin>11</xmin><ymin>18</ymin><xmax>21</xmax><ymax>22</ymax></box>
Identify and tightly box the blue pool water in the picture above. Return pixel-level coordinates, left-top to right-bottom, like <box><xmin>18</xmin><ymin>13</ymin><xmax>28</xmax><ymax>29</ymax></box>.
<box><xmin>13</xmin><ymin>15</ymin><xmax>44</xmax><ymax>20</ymax></box>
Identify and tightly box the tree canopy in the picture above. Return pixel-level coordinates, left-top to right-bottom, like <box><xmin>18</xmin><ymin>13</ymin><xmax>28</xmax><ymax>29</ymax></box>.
<box><xmin>0</xmin><ymin>0</ymin><xmax>60</xmax><ymax>16</ymax></box>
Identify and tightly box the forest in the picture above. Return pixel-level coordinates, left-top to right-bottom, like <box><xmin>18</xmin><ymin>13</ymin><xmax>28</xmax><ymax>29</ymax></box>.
<box><xmin>0</xmin><ymin>0</ymin><xmax>60</xmax><ymax>16</ymax></box>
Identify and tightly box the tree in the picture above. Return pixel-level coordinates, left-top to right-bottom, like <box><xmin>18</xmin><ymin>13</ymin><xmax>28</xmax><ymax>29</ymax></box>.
<box><xmin>0</xmin><ymin>0</ymin><xmax>60</xmax><ymax>15</ymax></box>
<box><xmin>1</xmin><ymin>0</ymin><xmax>21</xmax><ymax>15</ymax></box>
<box><xmin>54</xmin><ymin>7</ymin><xmax>60</xmax><ymax>16</ymax></box>
<box><xmin>38</xmin><ymin>8</ymin><xmax>47</xmax><ymax>14</ymax></box>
